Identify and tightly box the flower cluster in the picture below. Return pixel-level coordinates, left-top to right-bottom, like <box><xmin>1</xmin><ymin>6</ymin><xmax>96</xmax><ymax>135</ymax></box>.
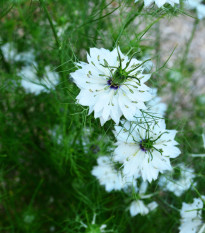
<box><xmin>1</xmin><ymin>42</ymin><xmax>59</xmax><ymax>95</ymax></box>
<box><xmin>72</xmin><ymin>46</ymin><xmax>184</xmax><ymax>219</ymax></box>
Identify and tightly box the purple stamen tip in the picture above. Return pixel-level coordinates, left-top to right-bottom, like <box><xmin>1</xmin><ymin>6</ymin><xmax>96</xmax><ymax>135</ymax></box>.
<box><xmin>140</xmin><ymin>140</ymin><xmax>147</xmax><ymax>152</ymax></box>
<box><xmin>107</xmin><ymin>79</ymin><xmax>119</xmax><ymax>90</ymax></box>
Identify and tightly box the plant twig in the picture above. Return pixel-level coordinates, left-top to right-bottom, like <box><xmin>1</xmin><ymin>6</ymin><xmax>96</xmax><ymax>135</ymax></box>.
<box><xmin>180</xmin><ymin>18</ymin><xmax>199</xmax><ymax>70</ymax></box>
<box><xmin>39</xmin><ymin>0</ymin><xmax>60</xmax><ymax>48</ymax></box>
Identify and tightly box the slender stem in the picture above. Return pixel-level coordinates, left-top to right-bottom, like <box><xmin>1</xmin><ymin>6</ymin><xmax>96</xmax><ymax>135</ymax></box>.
<box><xmin>39</xmin><ymin>0</ymin><xmax>69</xmax><ymax>87</ymax></box>
<box><xmin>39</xmin><ymin>0</ymin><xmax>60</xmax><ymax>48</ymax></box>
<box><xmin>155</xmin><ymin>21</ymin><xmax>160</xmax><ymax>70</ymax></box>
<box><xmin>180</xmin><ymin>18</ymin><xmax>199</xmax><ymax>70</ymax></box>
<box><xmin>114</xmin><ymin>3</ymin><xmax>144</xmax><ymax>47</ymax></box>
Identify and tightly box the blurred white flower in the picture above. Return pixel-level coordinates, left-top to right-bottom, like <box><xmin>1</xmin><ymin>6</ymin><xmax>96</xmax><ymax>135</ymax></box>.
<box><xmin>130</xmin><ymin>200</ymin><xmax>149</xmax><ymax>216</ymax></box>
<box><xmin>185</xmin><ymin>0</ymin><xmax>205</xmax><ymax>19</ymax></box>
<box><xmin>129</xmin><ymin>181</ymin><xmax>158</xmax><ymax>216</ymax></box>
<box><xmin>179</xmin><ymin>197</ymin><xmax>204</xmax><ymax>233</ymax></box>
<box><xmin>113</xmin><ymin>119</ymin><xmax>180</xmax><ymax>182</ymax></box>
<box><xmin>1</xmin><ymin>42</ymin><xmax>36</xmax><ymax>65</ymax></box>
<box><xmin>134</xmin><ymin>0</ymin><xmax>179</xmax><ymax>8</ymax></box>
<box><xmin>19</xmin><ymin>65</ymin><xmax>59</xmax><ymax>94</ymax></box>
<box><xmin>20</xmin><ymin>66</ymin><xmax>44</xmax><ymax>94</ymax></box>
<box><xmin>158</xmin><ymin>163</ymin><xmax>195</xmax><ymax>196</ymax></box>
<box><xmin>92</xmin><ymin>156</ymin><xmax>137</xmax><ymax>192</ymax></box>
<box><xmin>15</xmin><ymin>50</ymin><xmax>36</xmax><ymax>65</ymax></box>
<box><xmin>129</xmin><ymin>200</ymin><xmax>158</xmax><ymax>216</ymax></box>
<box><xmin>1</xmin><ymin>43</ymin><xmax>59</xmax><ymax>95</ymax></box>
<box><xmin>1</xmin><ymin>42</ymin><xmax>17</xmax><ymax>62</ymax></box>
<box><xmin>71</xmin><ymin>47</ymin><xmax>152</xmax><ymax>125</ymax></box>
<box><xmin>147</xmin><ymin>201</ymin><xmax>158</xmax><ymax>211</ymax></box>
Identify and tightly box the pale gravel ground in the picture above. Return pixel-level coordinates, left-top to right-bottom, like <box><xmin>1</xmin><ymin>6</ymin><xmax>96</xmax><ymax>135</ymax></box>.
<box><xmin>160</xmin><ymin>15</ymin><xmax>205</xmax><ymax>95</ymax></box>
<box><xmin>155</xmin><ymin>15</ymin><xmax>205</xmax><ymax>121</ymax></box>
<box><xmin>129</xmin><ymin>11</ymin><xmax>205</xmax><ymax>120</ymax></box>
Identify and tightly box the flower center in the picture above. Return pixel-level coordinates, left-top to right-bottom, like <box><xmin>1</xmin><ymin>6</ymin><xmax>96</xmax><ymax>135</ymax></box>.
<box><xmin>107</xmin><ymin>79</ymin><xmax>119</xmax><ymax>90</ymax></box>
<box><xmin>139</xmin><ymin>139</ymin><xmax>154</xmax><ymax>152</ymax></box>
<box><xmin>107</xmin><ymin>68</ymin><xmax>128</xmax><ymax>89</ymax></box>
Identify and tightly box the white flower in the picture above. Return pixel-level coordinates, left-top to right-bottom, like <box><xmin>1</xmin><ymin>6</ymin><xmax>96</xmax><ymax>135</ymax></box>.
<box><xmin>19</xmin><ymin>65</ymin><xmax>59</xmax><ymax>94</ymax></box>
<box><xmin>71</xmin><ymin>47</ymin><xmax>152</xmax><ymax>125</ymax></box>
<box><xmin>91</xmin><ymin>156</ymin><xmax>137</xmax><ymax>192</ymax></box>
<box><xmin>1</xmin><ymin>42</ymin><xmax>17</xmax><ymax>62</ymax></box>
<box><xmin>1</xmin><ymin>43</ymin><xmax>36</xmax><ymax>65</ymax></box>
<box><xmin>20</xmin><ymin>66</ymin><xmax>44</xmax><ymax>94</ymax></box>
<box><xmin>158</xmin><ymin>163</ymin><xmax>195</xmax><ymax>196</ymax></box>
<box><xmin>113</xmin><ymin>119</ymin><xmax>180</xmax><ymax>182</ymax></box>
<box><xmin>130</xmin><ymin>200</ymin><xmax>149</xmax><ymax>216</ymax></box>
<box><xmin>15</xmin><ymin>50</ymin><xmax>36</xmax><ymax>65</ymax></box>
<box><xmin>147</xmin><ymin>201</ymin><xmax>158</xmax><ymax>211</ymax></box>
<box><xmin>134</xmin><ymin>0</ymin><xmax>179</xmax><ymax>8</ymax></box>
<box><xmin>129</xmin><ymin>181</ymin><xmax>158</xmax><ymax>216</ymax></box>
<box><xmin>179</xmin><ymin>197</ymin><xmax>204</xmax><ymax>233</ymax></box>
<box><xmin>185</xmin><ymin>0</ymin><xmax>205</xmax><ymax>19</ymax></box>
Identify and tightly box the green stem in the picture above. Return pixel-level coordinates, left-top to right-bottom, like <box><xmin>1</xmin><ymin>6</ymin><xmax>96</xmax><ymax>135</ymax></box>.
<box><xmin>39</xmin><ymin>0</ymin><xmax>60</xmax><ymax>48</ymax></box>
<box><xmin>180</xmin><ymin>18</ymin><xmax>199</xmax><ymax>70</ymax></box>
<box><xmin>39</xmin><ymin>0</ymin><xmax>68</xmax><ymax>88</ymax></box>
<box><xmin>155</xmin><ymin>21</ymin><xmax>160</xmax><ymax>70</ymax></box>
<box><xmin>114</xmin><ymin>3</ymin><xmax>144</xmax><ymax>47</ymax></box>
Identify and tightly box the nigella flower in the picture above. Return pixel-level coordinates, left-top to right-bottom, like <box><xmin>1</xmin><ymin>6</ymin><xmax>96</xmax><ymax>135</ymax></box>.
<box><xmin>179</xmin><ymin>197</ymin><xmax>205</xmax><ymax>233</ymax></box>
<box><xmin>129</xmin><ymin>181</ymin><xmax>158</xmax><ymax>217</ymax></box>
<box><xmin>91</xmin><ymin>156</ymin><xmax>137</xmax><ymax>192</ymax></box>
<box><xmin>158</xmin><ymin>163</ymin><xmax>196</xmax><ymax>196</ymax></box>
<box><xmin>134</xmin><ymin>0</ymin><xmax>179</xmax><ymax>8</ymax></box>
<box><xmin>113</xmin><ymin>119</ymin><xmax>181</xmax><ymax>182</ymax></box>
<box><xmin>70</xmin><ymin>47</ymin><xmax>152</xmax><ymax>125</ymax></box>
<box><xmin>19</xmin><ymin>65</ymin><xmax>59</xmax><ymax>95</ymax></box>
